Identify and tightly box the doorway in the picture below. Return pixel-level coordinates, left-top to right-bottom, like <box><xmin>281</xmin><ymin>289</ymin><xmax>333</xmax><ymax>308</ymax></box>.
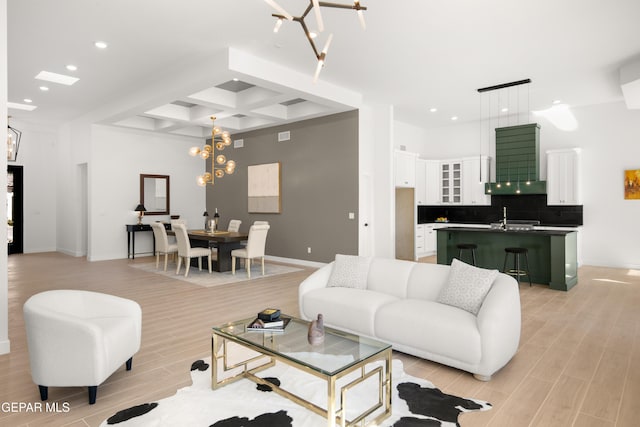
<box><xmin>7</xmin><ymin>165</ymin><xmax>24</xmax><ymax>254</ymax></box>
<box><xmin>395</xmin><ymin>187</ymin><xmax>415</xmax><ymax>261</ymax></box>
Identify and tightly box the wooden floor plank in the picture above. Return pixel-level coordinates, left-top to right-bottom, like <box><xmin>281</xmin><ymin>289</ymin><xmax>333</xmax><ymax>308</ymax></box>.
<box><xmin>1</xmin><ymin>253</ymin><xmax>640</xmax><ymax>426</ymax></box>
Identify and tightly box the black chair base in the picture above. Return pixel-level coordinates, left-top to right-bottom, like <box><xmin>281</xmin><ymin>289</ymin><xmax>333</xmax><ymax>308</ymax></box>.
<box><xmin>503</xmin><ymin>247</ymin><xmax>532</xmax><ymax>286</ymax></box>
<box><xmin>456</xmin><ymin>243</ymin><xmax>478</xmax><ymax>266</ymax></box>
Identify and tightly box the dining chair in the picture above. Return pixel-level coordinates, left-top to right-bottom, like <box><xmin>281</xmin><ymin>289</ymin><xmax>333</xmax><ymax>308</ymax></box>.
<box><xmin>253</xmin><ymin>221</ymin><xmax>269</xmax><ymax>226</ymax></box>
<box><xmin>231</xmin><ymin>224</ymin><xmax>270</xmax><ymax>278</ymax></box>
<box><xmin>173</xmin><ymin>223</ymin><xmax>212</xmax><ymax>277</ymax></box>
<box><xmin>227</xmin><ymin>219</ymin><xmax>242</xmax><ymax>232</ymax></box>
<box><xmin>170</xmin><ymin>219</ymin><xmax>187</xmax><ymax>229</ymax></box>
<box><xmin>150</xmin><ymin>222</ymin><xmax>178</xmax><ymax>271</ymax></box>
<box><xmin>211</xmin><ymin>219</ymin><xmax>243</xmax><ymax>258</ymax></box>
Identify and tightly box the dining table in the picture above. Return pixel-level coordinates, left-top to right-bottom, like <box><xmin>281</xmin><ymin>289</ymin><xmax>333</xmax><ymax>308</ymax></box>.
<box><xmin>167</xmin><ymin>229</ymin><xmax>248</xmax><ymax>272</ymax></box>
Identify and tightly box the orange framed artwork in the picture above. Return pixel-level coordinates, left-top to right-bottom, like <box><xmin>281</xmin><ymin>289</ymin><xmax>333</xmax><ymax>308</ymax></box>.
<box><xmin>624</xmin><ymin>169</ymin><xmax>640</xmax><ymax>199</ymax></box>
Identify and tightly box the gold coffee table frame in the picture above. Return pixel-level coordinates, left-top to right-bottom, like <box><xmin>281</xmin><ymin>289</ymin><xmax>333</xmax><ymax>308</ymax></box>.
<box><xmin>212</xmin><ymin>316</ymin><xmax>392</xmax><ymax>427</ymax></box>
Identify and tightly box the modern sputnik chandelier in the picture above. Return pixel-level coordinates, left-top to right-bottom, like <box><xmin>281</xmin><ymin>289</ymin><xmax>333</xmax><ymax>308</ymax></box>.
<box><xmin>265</xmin><ymin>0</ymin><xmax>367</xmax><ymax>82</ymax></box>
<box><xmin>189</xmin><ymin>116</ymin><xmax>236</xmax><ymax>186</ymax></box>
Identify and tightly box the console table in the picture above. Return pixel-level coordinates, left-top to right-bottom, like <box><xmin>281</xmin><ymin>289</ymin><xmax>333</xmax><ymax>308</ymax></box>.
<box><xmin>125</xmin><ymin>224</ymin><xmax>154</xmax><ymax>259</ymax></box>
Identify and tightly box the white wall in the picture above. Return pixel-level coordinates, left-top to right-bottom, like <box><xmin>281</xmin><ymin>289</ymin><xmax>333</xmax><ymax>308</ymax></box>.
<box><xmin>394</xmin><ymin>121</ymin><xmax>429</xmax><ymax>154</ymax></box>
<box><xmin>89</xmin><ymin>125</ymin><xmax>206</xmax><ymax>261</ymax></box>
<box><xmin>6</xmin><ymin>120</ymin><xmax>58</xmax><ymax>253</ymax></box>
<box><xmin>367</xmin><ymin>103</ymin><xmax>396</xmax><ymax>259</ymax></box>
<box><xmin>1</xmin><ymin>0</ymin><xmax>9</xmax><ymax>355</ymax></box>
<box><xmin>420</xmin><ymin>100</ymin><xmax>640</xmax><ymax>269</ymax></box>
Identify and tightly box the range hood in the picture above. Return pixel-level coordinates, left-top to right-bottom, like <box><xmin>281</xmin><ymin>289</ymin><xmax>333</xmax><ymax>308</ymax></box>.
<box><xmin>485</xmin><ymin>123</ymin><xmax>547</xmax><ymax>195</ymax></box>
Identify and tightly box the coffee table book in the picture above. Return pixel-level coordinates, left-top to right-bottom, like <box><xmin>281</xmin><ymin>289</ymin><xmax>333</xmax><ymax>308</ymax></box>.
<box><xmin>247</xmin><ymin>316</ymin><xmax>291</xmax><ymax>332</ymax></box>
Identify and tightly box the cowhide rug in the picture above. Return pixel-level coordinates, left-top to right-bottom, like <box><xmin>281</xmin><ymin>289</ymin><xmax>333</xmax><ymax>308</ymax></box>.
<box><xmin>101</xmin><ymin>351</ymin><xmax>491</xmax><ymax>427</ymax></box>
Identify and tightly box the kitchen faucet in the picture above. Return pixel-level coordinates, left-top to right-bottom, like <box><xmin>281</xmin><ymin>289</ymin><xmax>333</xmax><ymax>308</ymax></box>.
<box><xmin>502</xmin><ymin>207</ymin><xmax>507</xmax><ymax>230</ymax></box>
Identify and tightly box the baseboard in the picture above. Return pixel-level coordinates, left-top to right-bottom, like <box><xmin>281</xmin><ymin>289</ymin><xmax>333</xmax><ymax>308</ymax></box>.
<box><xmin>0</xmin><ymin>339</ymin><xmax>10</xmax><ymax>355</ymax></box>
<box><xmin>264</xmin><ymin>255</ymin><xmax>326</xmax><ymax>269</ymax></box>
<box><xmin>56</xmin><ymin>248</ymin><xmax>85</xmax><ymax>257</ymax></box>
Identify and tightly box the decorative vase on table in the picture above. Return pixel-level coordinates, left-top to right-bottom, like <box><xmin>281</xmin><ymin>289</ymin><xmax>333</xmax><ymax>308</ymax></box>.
<box><xmin>307</xmin><ymin>314</ymin><xmax>325</xmax><ymax>345</ymax></box>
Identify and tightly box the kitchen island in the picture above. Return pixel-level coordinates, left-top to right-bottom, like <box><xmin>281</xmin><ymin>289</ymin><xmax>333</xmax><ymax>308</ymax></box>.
<box><xmin>436</xmin><ymin>227</ymin><xmax>578</xmax><ymax>291</ymax></box>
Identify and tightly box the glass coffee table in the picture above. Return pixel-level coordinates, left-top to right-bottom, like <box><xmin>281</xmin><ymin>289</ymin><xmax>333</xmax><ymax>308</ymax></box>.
<box><xmin>212</xmin><ymin>315</ymin><xmax>392</xmax><ymax>427</ymax></box>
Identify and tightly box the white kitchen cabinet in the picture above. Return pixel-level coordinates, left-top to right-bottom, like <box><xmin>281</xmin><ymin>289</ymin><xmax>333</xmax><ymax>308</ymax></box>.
<box><xmin>423</xmin><ymin>223</ymin><xmax>436</xmax><ymax>255</ymax></box>
<box><xmin>395</xmin><ymin>151</ymin><xmax>418</xmax><ymax>187</ymax></box>
<box><xmin>415</xmin><ymin>224</ymin><xmax>425</xmax><ymax>258</ymax></box>
<box><xmin>425</xmin><ymin>160</ymin><xmax>440</xmax><ymax>205</ymax></box>
<box><xmin>416</xmin><ymin>159</ymin><xmax>440</xmax><ymax>205</ymax></box>
<box><xmin>547</xmin><ymin>148</ymin><xmax>581</xmax><ymax>205</ymax></box>
<box><xmin>441</xmin><ymin>161</ymin><xmax>462</xmax><ymax>204</ymax></box>
<box><xmin>462</xmin><ymin>156</ymin><xmax>492</xmax><ymax>205</ymax></box>
<box><xmin>415</xmin><ymin>159</ymin><xmax>427</xmax><ymax>204</ymax></box>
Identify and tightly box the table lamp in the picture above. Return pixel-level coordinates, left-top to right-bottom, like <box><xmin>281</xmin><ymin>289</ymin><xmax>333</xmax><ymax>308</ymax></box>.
<box><xmin>134</xmin><ymin>204</ymin><xmax>146</xmax><ymax>225</ymax></box>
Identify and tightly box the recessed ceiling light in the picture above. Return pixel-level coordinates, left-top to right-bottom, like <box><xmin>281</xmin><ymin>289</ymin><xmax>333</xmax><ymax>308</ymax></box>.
<box><xmin>501</xmin><ymin>107</ymin><xmax>509</xmax><ymax>113</ymax></box>
<box><xmin>451</xmin><ymin>116</ymin><xmax>458</xmax><ymax>121</ymax></box>
<box><xmin>232</xmin><ymin>78</ymin><xmax>239</xmax><ymax>81</ymax></box>
<box><xmin>552</xmin><ymin>99</ymin><xmax>561</xmax><ymax>104</ymax></box>
<box><xmin>8</xmin><ymin>101</ymin><xmax>37</xmax><ymax>111</ymax></box>
<box><xmin>94</xmin><ymin>41</ymin><xmax>108</xmax><ymax>49</ymax></box>
<box><xmin>39</xmin><ymin>86</ymin><xmax>49</xmax><ymax>91</ymax></box>
<box><xmin>429</xmin><ymin>107</ymin><xmax>437</xmax><ymax>113</ymax></box>
<box><xmin>66</xmin><ymin>64</ymin><xmax>78</xmax><ymax>71</ymax></box>
<box><xmin>35</xmin><ymin>71</ymin><xmax>79</xmax><ymax>86</ymax></box>
<box><xmin>23</xmin><ymin>98</ymin><xmax>33</xmax><ymax>103</ymax></box>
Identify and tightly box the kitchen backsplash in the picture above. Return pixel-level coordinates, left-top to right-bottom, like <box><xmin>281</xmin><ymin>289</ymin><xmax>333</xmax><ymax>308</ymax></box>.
<box><xmin>418</xmin><ymin>195</ymin><xmax>583</xmax><ymax>226</ymax></box>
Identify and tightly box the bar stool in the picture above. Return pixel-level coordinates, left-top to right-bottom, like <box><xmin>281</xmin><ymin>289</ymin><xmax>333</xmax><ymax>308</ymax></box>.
<box><xmin>503</xmin><ymin>247</ymin><xmax>532</xmax><ymax>286</ymax></box>
<box><xmin>456</xmin><ymin>243</ymin><xmax>478</xmax><ymax>266</ymax></box>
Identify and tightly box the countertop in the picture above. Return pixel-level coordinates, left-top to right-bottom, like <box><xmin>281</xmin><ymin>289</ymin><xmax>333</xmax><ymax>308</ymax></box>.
<box><xmin>436</xmin><ymin>226</ymin><xmax>577</xmax><ymax>236</ymax></box>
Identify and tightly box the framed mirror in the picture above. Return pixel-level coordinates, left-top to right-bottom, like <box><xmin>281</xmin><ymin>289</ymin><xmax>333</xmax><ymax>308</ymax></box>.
<box><xmin>140</xmin><ymin>174</ymin><xmax>170</xmax><ymax>215</ymax></box>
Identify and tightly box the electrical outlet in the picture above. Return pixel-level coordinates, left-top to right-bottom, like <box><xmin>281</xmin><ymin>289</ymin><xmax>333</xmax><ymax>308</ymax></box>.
<box><xmin>307</xmin><ymin>247</ymin><xmax>311</xmax><ymax>254</ymax></box>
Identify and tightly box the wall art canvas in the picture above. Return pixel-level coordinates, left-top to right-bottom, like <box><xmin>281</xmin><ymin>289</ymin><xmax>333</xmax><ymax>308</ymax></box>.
<box><xmin>624</xmin><ymin>169</ymin><xmax>640</xmax><ymax>199</ymax></box>
<box><xmin>248</xmin><ymin>162</ymin><xmax>281</xmax><ymax>213</ymax></box>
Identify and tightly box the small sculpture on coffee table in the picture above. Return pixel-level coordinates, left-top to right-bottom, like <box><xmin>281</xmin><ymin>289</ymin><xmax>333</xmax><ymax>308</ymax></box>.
<box><xmin>308</xmin><ymin>314</ymin><xmax>325</xmax><ymax>345</ymax></box>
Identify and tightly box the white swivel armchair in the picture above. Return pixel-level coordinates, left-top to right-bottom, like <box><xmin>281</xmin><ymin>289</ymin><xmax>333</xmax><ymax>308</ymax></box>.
<box><xmin>231</xmin><ymin>224</ymin><xmax>270</xmax><ymax>278</ymax></box>
<box><xmin>23</xmin><ymin>290</ymin><xmax>142</xmax><ymax>404</ymax></box>
<box><xmin>173</xmin><ymin>223</ymin><xmax>212</xmax><ymax>277</ymax></box>
<box><xmin>150</xmin><ymin>222</ymin><xmax>178</xmax><ymax>271</ymax></box>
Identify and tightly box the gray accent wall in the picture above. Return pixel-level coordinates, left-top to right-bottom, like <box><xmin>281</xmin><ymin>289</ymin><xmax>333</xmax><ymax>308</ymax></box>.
<box><xmin>205</xmin><ymin>110</ymin><xmax>359</xmax><ymax>263</ymax></box>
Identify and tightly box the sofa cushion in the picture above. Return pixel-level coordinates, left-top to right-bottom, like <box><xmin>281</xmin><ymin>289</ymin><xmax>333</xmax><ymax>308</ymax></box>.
<box><xmin>367</xmin><ymin>258</ymin><xmax>415</xmax><ymax>299</ymax></box>
<box><xmin>437</xmin><ymin>259</ymin><xmax>498</xmax><ymax>315</ymax></box>
<box><xmin>375</xmin><ymin>299</ymin><xmax>481</xmax><ymax>365</ymax></box>
<box><xmin>300</xmin><ymin>287</ymin><xmax>398</xmax><ymax>336</ymax></box>
<box><xmin>406</xmin><ymin>262</ymin><xmax>451</xmax><ymax>301</ymax></box>
<box><xmin>327</xmin><ymin>254</ymin><xmax>372</xmax><ymax>289</ymax></box>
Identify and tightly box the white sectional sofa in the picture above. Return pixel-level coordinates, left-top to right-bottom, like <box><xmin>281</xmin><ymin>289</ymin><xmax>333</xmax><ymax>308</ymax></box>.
<box><xmin>298</xmin><ymin>256</ymin><xmax>521</xmax><ymax>380</ymax></box>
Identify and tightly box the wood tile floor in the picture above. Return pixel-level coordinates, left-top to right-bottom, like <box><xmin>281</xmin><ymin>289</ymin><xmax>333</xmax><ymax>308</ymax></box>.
<box><xmin>1</xmin><ymin>252</ymin><xmax>639</xmax><ymax>426</ymax></box>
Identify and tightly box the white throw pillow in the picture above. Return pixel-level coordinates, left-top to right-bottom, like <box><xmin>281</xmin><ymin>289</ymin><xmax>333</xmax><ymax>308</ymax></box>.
<box><xmin>437</xmin><ymin>258</ymin><xmax>498</xmax><ymax>315</ymax></box>
<box><xmin>327</xmin><ymin>254</ymin><xmax>372</xmax><ymax>289</ymax></box>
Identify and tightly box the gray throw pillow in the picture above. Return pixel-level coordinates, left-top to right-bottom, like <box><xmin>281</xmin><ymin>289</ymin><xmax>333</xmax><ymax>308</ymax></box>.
<box><xmin>327</xmin><ymin>254</ymin><xmax>372</xmax><ymax>289</ymax></box>
<box><xmin>437</xmin><ymin>258</ymin><xmax>498</xmax><ymax>315</ymax></box>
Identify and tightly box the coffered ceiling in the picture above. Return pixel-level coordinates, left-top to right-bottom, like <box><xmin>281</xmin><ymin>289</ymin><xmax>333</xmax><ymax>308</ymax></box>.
<box><xmin>7</xmin><ymin>0</ymin><xmax>640</xmax><ymax>138</ymax></box>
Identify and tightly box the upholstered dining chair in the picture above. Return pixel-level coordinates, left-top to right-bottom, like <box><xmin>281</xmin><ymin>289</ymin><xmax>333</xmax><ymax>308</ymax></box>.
<box><xmin>231</xmin><ymin>223</ymin><xmax>270</xmax><ymax>278</ymax></box>
<box><xmin>253</xmin><ymin>220</ymin><xmax>269</xmax><ymax>226</ymax></box>
<box><xmin>173</xmin><ymin>223</ymin><xmax>212</xmax><ymax>277</ymax></box>
<box><xmin>23</xmin><ymin>290</ymin><xmax>142</xmax><ymax>405</ymax></box>
<box><xmin>227</xmin><ymin>219</ymin><xmax>242</xmax><ymax>232</ymax></box>
<box><xmin>150</xmin><ymin>222</ymin><xmax>178</xmax><ymax>271</ymax></box>
<box><xmin>170</xmin><ymin>219</ymin><xmax>187</xmax><ymax>229</ymax></box>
